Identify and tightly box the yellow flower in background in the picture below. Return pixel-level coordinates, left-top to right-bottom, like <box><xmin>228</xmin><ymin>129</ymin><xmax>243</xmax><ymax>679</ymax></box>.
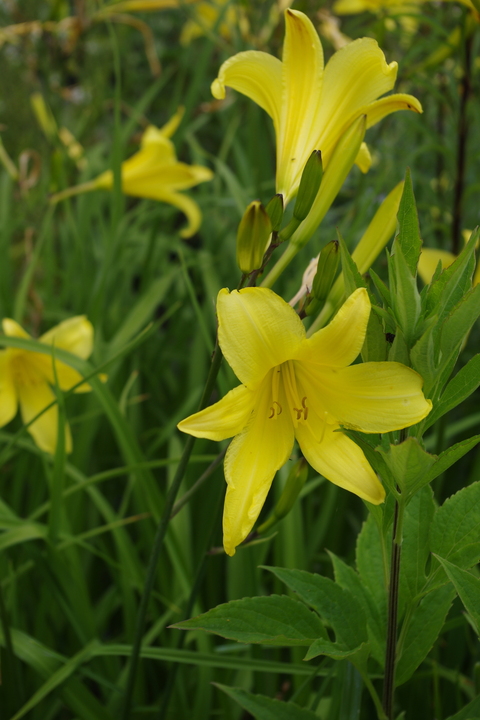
<box><xmin>51</xmin><ymin>109</ymin><xmax>214</xmax><ymax>238</ymax></box>
<box><xmin>211</xmin><ymin>8</ymin><xmax>422</xmax><ymax>205</ymax></box>
<box><xmin>0</xmin><ymin>316</ymin><xmax>96</xmax><ymax>455</ymax></box>
<box><xmin>418</xmin><ymin>246</ymin><xmax>480</xmax><ymax>286</ymax></box>
<box><xmin>180</xmin><ymin>0</ymin><xmax>248</xmax><ymax>44</ymax></box>
<box><xmin>178</xmin><ymin>287</ymin><xmax>431</xmax><ymax>556</ymax></box>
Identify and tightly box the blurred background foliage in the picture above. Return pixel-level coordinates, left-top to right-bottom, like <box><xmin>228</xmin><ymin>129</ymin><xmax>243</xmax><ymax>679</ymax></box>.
<box><xmin>0</xmin><ymin>0</ymin><xmax>479</xmax><ymax>718</ymax></box>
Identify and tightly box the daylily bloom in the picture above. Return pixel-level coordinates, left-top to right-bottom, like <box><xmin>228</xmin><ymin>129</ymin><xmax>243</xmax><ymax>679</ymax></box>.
<box><xmin>178</xmin><ymin>287</ymin><xmax>432</xmax><ymax>556</ymax></box>
<box><xmin>0</xmin><ymin>316</ymin><xmax>96</xmax><ymax>454</ymax></box>
<box><xmin>50</xmin><ymin>109</ymin><xmax>213</xmax><ymax>238</ymax></box>
<box><xmin>418</xmin><ymin>234</ymin><xmax>480</xmax><ymax>286</ymax></box>
<box><xmin>211</xmin><ymin>8</ymin><xmax>422</xmax><ymax>205</ymax></box>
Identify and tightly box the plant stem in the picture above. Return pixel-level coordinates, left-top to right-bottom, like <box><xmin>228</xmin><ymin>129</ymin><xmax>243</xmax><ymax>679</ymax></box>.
<box><xmin>382</xmin><ymin>493</ymin><xmax>406</xmax><ymax>719</ymax></box>
<box><xmin>120</xmin><ymin>342</ymin><xmax>223</xmax><ymax>720</ymax></box>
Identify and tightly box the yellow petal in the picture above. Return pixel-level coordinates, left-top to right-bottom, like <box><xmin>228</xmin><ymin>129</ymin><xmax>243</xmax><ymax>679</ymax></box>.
<box><xmin>211</xmin><ymin>50</ymin><xmax>282</xmax><ymax>133</ymax></box>
<box><xmin>304</xmin><ymin>362</ymin><xmax>432</xmax><ymax>433</ymax></box>
<box><xmin>417</xmin><ymin>248</ymin><xmax>456</xmax><ymax>285</ymax></box>
<box><xmin>3</xmin><ymin>318</ymin><xmax>30</xmax><ymax>338</ymax></box>
<box><xmin>178</xmin><ymin>384</ymin><xmax>255</xmax><ymax>441</ymax></box>
<box><xmin>0</xmin><ymin>353</ymin><xmax>18</xmax><ymax>427</ymax></box>
<box><xmin>362</xmin><ymin>93</ymin><xmax>423</xmax><ymax>128</ymax></box>
<box><xmin>157</xmin><ymin>107</ymin><xmax>184</xmax><ymax>139</ymax></box>
<box><xmin>145</xmin><ymin>189</ymin><xmax>204</xmax><ymax>238</ymax></box>
<box><xmin>295</xmin><ymin>419</ymin><xmax>384</xmax><ymax>504</ymax></box>
<box><xmin>28</xmin><ymin>354</ymin><xmax>90</xmax><ymax>394</ymax></box>
<box><xmin>354</xmin><ymin>142</ymin><xmax>372</xmax><ymax>173</ymax></box>
<box><xmin>123</xmin><ymin>162</ymin><xmax>213</xmax><ymax>193</ymax></box>
<box><xmin>276</xmin><ymin>9</ymin><xmax>324</xmax><ymax>200</ymax></box>
<box><xmin>217</xmin><ymin>288</ymin><xmax>306</xmax><ymax>388</ymax></box>
<box><xmin>297</xmin><ymin>288</ymin><xmax>370</xmax><ymax>368</ymax></box>
<box><xmin>40</xmin><ymin>316</ymin><xmax>93</xmax><ymax>359</ymax></box>
<box><xmin>333</xmin><ymin>0</ymin><xmax>371</xmax><ymax>13</ymax></box>
<box><xmin>222</xmin><ymin>372</ymin><xmax>294</xmax><ymax>555</ymax></box>
<box><xmin>18</xmin><ymin>378</ymin><xmax>72</xmax><ymax>455</ymax></box>
<box><xmin>316</xmin><ymin>38</ymin><xmax>397</xmax><ymax>161</ymax></box>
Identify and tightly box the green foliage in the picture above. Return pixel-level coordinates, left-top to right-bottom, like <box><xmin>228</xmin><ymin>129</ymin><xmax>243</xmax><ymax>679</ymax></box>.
<box><xmin>214</xmin><ymin>683</ymin><xmax>319</xmax><ymax>719</ymax></box>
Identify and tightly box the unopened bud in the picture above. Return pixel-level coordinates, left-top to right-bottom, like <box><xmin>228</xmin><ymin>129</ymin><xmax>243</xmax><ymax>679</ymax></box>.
<box><xmin>258</xmin><ymin>459</ymin><xmax>308</xmax><ymax>534</ymax></box>
<box><xmin>236</xmin><ymin>201</ymin><xmax>272</xmax><ymax>274</ymax></box>
<box><xmin>293</xmin><ymin>150</ymin><xmax>323</xmax><ymax>222</ymax></box>
<box><xmin>306</xmin><ymin>240</ymin><xmax>340</xmax><ymax>316</ymax></box>
<box><xmin>265</xmin><ymin>193</ymin><xmax>284</xmax><ymax>232</ymax></box>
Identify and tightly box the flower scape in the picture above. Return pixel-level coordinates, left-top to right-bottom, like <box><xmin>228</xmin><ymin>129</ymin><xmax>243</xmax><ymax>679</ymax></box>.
<box><xmin>179</xmin><ymin>287</ymin><xmax>432</xmax><ymax>556</ymax></box>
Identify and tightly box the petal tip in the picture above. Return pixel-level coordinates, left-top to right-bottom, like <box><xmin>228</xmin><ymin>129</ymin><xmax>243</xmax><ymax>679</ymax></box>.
<box><xmin>211</xmin><ymin>78</ymin><xmax>225</xmax><ymax>100</ymax></box>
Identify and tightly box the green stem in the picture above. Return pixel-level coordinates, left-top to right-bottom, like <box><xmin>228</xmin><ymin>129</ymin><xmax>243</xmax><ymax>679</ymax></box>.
<box><xmin>382</xmin><ymin>493</ymin><xmax>406</xmax><ymax>719</ymax></box>
<box><xmin>261</xmin><ymin>241</ymin><xmax>301</xmax><ymax>289</ymax></box>
<box><xmin>359</xmin><ymin>668</ymin><xmax>387</xmax><ymax>720</ymax></box>
<box><xmin>120</xmin><ymin>342</ymin><xmax>223</xmax><ymax>720</ymax></box>
<box><xmin>49</xmin><ymin>180</ymin><xmax>97</xmax><ymax>204</ymax></box>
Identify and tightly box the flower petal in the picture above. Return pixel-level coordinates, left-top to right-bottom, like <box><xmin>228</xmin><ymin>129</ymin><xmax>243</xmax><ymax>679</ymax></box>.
<box><xmin>123</xmin><ymin>162</ymin><xmax>213</xmax><ymax>192</ymax></box>
<box><xmin>217</xmin><ymin>288</ymin><xmax>306</xmax><ymax>387</ymax></box>
<box><xmin>40</xmin><ymin>316</ymin><xmax>94</xmax><ymax>359</ymax></box>
<box><xmin>0</xmin><ymin>353</ymin><xmax>18</xmax><ymax>427</ymax></box>
<box><xmin>354</xmin><ymin>142</ymin><xmax>372</xmax><ymax>173</ymax></box>
<box><xmin>211</xmin><ymin>50</ymin><xmax>282</xmax><ymax>132</ymax></box>
<box><xmin>296</xmin><ymin>419</ymin><xmax>384</xmax><ymax>504</ymax></box>
<box><xmin>315</xmin><ymin>38</ymin><xmax>397</xmax><ymax>160</ymax></box>
<box><xmin>178</xmin><ymin>384</ymin><xmax>255</xmax><ymax>442</ymax></box>
<box><xmin>276</xmin><ymin>9</ymin><xmax>324</xmax><ymax>200</ymax></box>
<box><xmin>18</xmin><ymin>378</ymin><xmax>72</xmax><ymax>455</ymax></box>
<box><xmin>417</xmin><ymin>248</ymin><xmax>456</xmax><ymax>285</ymax></box>
<box><xmin>143</xmin><ymin>189</ymin><xmax>204</xmax><ymax>238</ymax></box>
<box><xmin>361</xmin><ymin>93</ymin><xmax>423</xmax><ymax>128</ymax></box>
<box><xmin>222</xmin><ymin>372</ymin><xmax>294</xmax><ymax>555</ymax></box>
<box><xmin>3</xmin><ymin>318</ymin><xmax>30</xmax><ymax>338</ymax></box>
<box><xmin>29</xmin><ymin>355</ymin><xmax>91</xmax><ymax>393</ymax></box>
<box><xmin>303</xmin><ymin>361</ymin><xmax>432</xmax><ymax>433</ymax></box>
<box><xmin>297</xmin><ymin>288</ymin><xmax>370</xmax><ymax>368</ymax></box>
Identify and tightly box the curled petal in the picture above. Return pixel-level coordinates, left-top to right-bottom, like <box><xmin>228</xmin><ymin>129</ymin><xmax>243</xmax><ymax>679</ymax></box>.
<box><xmin>362</xmin><ymin>93</ymin><xmax>423</xmax><ymax>128</ymax></box>
<box><xmin>222</xmin><ymin>373</ymin><xmax>294</xmax><ymax>555</ymax></box>
<box><xmin>296</xmin><ymin>418</ymin><xmax>385</xmax><ymax>504</ymax></box>
<box><xmin>18</xmin><ymin>378</ymin><xmax>72</xmax><ymax>455</ymax></box>
<box><xmin>178</xmin><ymin>384</ymin><xmax>255</xmax><ymax>442</ymax></box>
<box><xmin>40</xmin><ymin>316</ymin><xmax>94</xmax><ymax>359</ymax></box>
<box><xmin>3</xmin><ymin>319</ymin><xmax>30</xmax><ymax>338</ymax></box>
<box><xmin>297</xmin><ymin>288</ymin><xmax>370</xmax><ymax>368</ymax></box>
<box><xmin>217</xmin><ymin>288</ymin><xmax>306</xmax><ymax>388</ymax></box>
<box><xmin>0</xmin><ymin>353</ymin><xmax>18</xmax><ymax>427</ymax></box>
<box><xmin>211</xmin><ymin>50</ymin><xmax>282</xmax><ymax>132</ymax></box>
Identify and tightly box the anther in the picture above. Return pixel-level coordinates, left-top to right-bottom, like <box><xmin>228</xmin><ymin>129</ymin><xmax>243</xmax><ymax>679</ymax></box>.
<box><xmin>269</xmin><ymin>401</ymin><xmax>282</xmax><ymax>419</ymax></box>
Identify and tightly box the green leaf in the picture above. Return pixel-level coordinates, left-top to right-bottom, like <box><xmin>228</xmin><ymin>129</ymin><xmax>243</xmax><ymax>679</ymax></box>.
<box><xmin>425</xmin><ymin>355</ymin><xmax>480</xmax><ymax>430</ymax></box>
<box><xmin>396</xmin><ymin>584</ymin><xmax>455</xmax><ymax>685</ymax></box>
<box><xmin>445</xmin><ymin>693</ymin><xmax>480</xmax><ymax>719</ymax></box>
<box><xmin>304</xmin><ymin>639</ymin><xmax>367</xmax><ymax>663</ymax></box>
<box><xmin>421</xmin><ymin>436</ymin><xmax>480</xmax><ymax>490</ymax></box>
<box><xmin>387</xmin><ymin>327</ymin><xmax>411</xmax><ymax>365</ymax></box>
<box><xmin>395</xmin><ymin>168</ymin><xmax>422</xmax><ymax>276</ymax></box>
<box><xmin>338</xmin><ymin>230</ymin><xmax>367</xmax><ymax>297</ymax></box>
<box><xmin>410</xmin><ymin>319</ymin><xmax>439</xmax><ymax>395</ymax></box>
<box><xmin>376</xmin><ymin>438</ymin><xmax>437</xmax><ymax>496</ymax></box>
<box><xmin>361</xmin><ymin>304</ymin><xmax>388</xmax><ymax>362</ymax></box>
<box><xmin>435</xmin><ymin>556</ymin><xmax>480</xmax><ymax>635</ymax></box>
<box><xmin>329</xmin><ymin>552</ymin><xmax>384</xmax><ymax>664</ymax></box>
<box><xmin>389</xmin><ymin>239</ymin><xmax>422</xmax><ymax>346</ymax></box>
<box><xmin>264</xmin><ymin>567</ymin><xmax>367</xmax><ymax>651</ymax></box>
<box><xmin>369</xmin><ymin>267</ymin><xmax>392</xmax><ymax>308</ymax></box>
<box><xmin>342</xmin><ymin>430</ymin><xmax>396</xmax><ymax>494</ymax></box>
<box><xmin>399</xmin><ymin>487</ymin><xmax>436</xmax><ymax>610</ymax></box>
<box><xmin>425</xmin><ymin>227</ymin><xmax>479</xmax><ymax>321</ymax></box>
<box><xmin>171</xmin><ymin>595</ymin><xmax>326</xmax><ymax>646</ymax></box>
<box><xmin>439</xmin><ymin>284</ymin><xmax>480</xmax><ymax>373</ymax></box>
<box><xmin>430</xmin><ymin>481</ymin><xmax>480</xmax><ymax>571</ymax></box>
<box><xmin>356</xmin><ymin>515</ymin><xmax>388</xmax><ymax>622</ymax></box>
<box><xmin>214</xmin><ymin>684</ymin><xmax>319</xmax><ymax>720</ymax></box>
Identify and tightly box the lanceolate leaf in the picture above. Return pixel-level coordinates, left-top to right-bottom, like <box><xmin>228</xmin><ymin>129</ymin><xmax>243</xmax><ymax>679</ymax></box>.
<box><xmin>420</xmin><ymin>436</ymin><xmax>480</xmax><ymax>491</ymax></box>
<box><xmin>171</xmin><ymin>595</ymin><xmax>327</xmax><ymax>646</ymax></box>
<box><xmin>395</xmin><ymin>168</ymin><xmax>422</xmax><ymax>276</ymax></box>
<box><xmin>399</xmin><ymin>487</ymin><xmax>436</xmax><ymax>610</ymax></box>
<box><xmin>214</xmin><ymin>684</ymin><xmax>319</xmax><ymax>720</ymax></box>
<box><xmin>439</xmin><ymin>284</ymin><xmax>480</xmax><ymax>373</ymax></box>
<box><xmin>430</xmin><ymin>481</ymin><xmax>480</xmax><ymax>571</ymax></box>
<box><xmin>444</xmin><ymin>692</ymin><xmax>480</xmax><ymax>719</ymax></box>
<box><xmin>376</xmin><ymin>438</ymin><xmax>436</xmax><ymax>496</ymax></box>
<box><xmin>425</xmin><ymin>355</ymin><xmax>480</xmax><ymax>430</ymax></box>
<box><xmin>389</xmin><ymin>240</ymin><xmax>422</xmax><ymax>346</ymax></box>
<box><xmin>435</xmin><ymin>556</ymin><xmax>480</xmax><ymax>636</ymax></box>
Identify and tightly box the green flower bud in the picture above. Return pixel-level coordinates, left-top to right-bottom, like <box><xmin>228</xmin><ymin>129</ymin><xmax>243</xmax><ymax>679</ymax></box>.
<box><xmin>312</xmin><ymin>240</ymin><xmax>340</xmax><ymax>300</ymax></box>
<box><xmin>236</xmin><ymin>201</ymin><xmax>272</xmax><ymax>274</ymax></box>
<box><xmin>265</xmin><ymin>193</ymin><xmax>284</xmax><ymax>232</ymax></box>
<box><xmin>257</xmin><ymin>459</ymin><xmax>308</xmax><ymax>534</ymax></box>
<box><xmin>293</xmin><ymin>150</ymin><xmax>323</xmax><ymax>222</ymax></box>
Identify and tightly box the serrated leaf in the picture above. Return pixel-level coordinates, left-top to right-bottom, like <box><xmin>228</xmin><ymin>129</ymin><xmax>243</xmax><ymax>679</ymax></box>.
<box><xmin>396</xmin><ymin>584</ymin><xmax>455</xmax><ymax>685</ymax></box>
<box><xmin>395</xmin><ymin>168</ymin><xmax>422</xmax><ymax>276</ymax></box>
<box><xmin>426</xmin><ymin>227</ymin><xmax>479</xmax><ymax>321</ymax></box>
<box><xmin>425</xmin><ymin>355</ymin><xmax>480</xmax><ymax>430</ymax></box>
<box><xmin>330</xmin><ymin>551</ymin><xmax>385</xmax><ymax>664</ymax></box>
<box><xmin>171</xmin><ymin>595</ymin><xmax>326</xmax><ymax>646</ymax></box>
<box><xmin>304</xmin><ymin>638</ymin><xmax>368</xmax><ymax>663</ymax></box>
<box><xmin>214</xmin><ymin>684</ymin><xmax>319</xmax><ymax>720</ymax></box>
<box><xmin>376</xmin><ymin>438</ymin><xmax>437</xmax><ymax>496</ymax></box>
<box><xmin>264</xmin><ymin>567</ymin><xmax>367</xmax><ymax>650</ymax></box>
<box><xmin>430</xmin><ymin>482</ymin><xmax>480</xmax><ymax>572</ymax></box>
<box><xmin>399</xmin><ymin>487</ymin><xmax>436</xmax><ymax>610</ymax></box>
<box><xmin>435</xmin><ymin>556</ymin><xmax>480</xmax><ymax>635</ymax></box>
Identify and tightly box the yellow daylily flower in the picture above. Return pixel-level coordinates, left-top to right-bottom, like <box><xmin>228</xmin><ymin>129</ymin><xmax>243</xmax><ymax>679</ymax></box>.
<box><xmin>178</xmin><ymin>287</ymin><xmax>432</xmax><ymax>556</ymax></box>
<box><xmin>418</xmin><ymin>236</ymin><xmax>480</xmax><ymax>286</ymax></box>
<box><xmin>0</xmin><ymin>316</ymin><xmax>96</xmax><ymax>455</ymax></box>
<box><xmin>51</xmin><ymin>109</ymin><xmax>213</xmax><ymax>238</ymax></box>
<box><xmin>211</xmin><ymin>8</ymin><xmax>422</xmax><ymax>205</ymax></box>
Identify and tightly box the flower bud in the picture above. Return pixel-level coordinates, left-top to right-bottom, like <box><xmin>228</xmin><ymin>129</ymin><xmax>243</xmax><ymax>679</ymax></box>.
<box><xmin>236</xmin><ymin>201</ymin><xmax>272</xmax><ymax>274</ymax></box>
<box><xmin>293</xmin><ymin>150</ymin><xmax>323</xmax><ymax>222</ymax></box>
<box><xmin>310</xmin><ymin>240</ymin><xmax>340</xmax><ymax>303</ymax></box>
<box><xmin>265</xmin><ymin>193</ymin><xmax>284</xmax><ymax>232</ymax></box>
<box><xmin>257</xmin><ymin>459</ymin><xmax>308</xmax><ymax>533</ymax></box>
